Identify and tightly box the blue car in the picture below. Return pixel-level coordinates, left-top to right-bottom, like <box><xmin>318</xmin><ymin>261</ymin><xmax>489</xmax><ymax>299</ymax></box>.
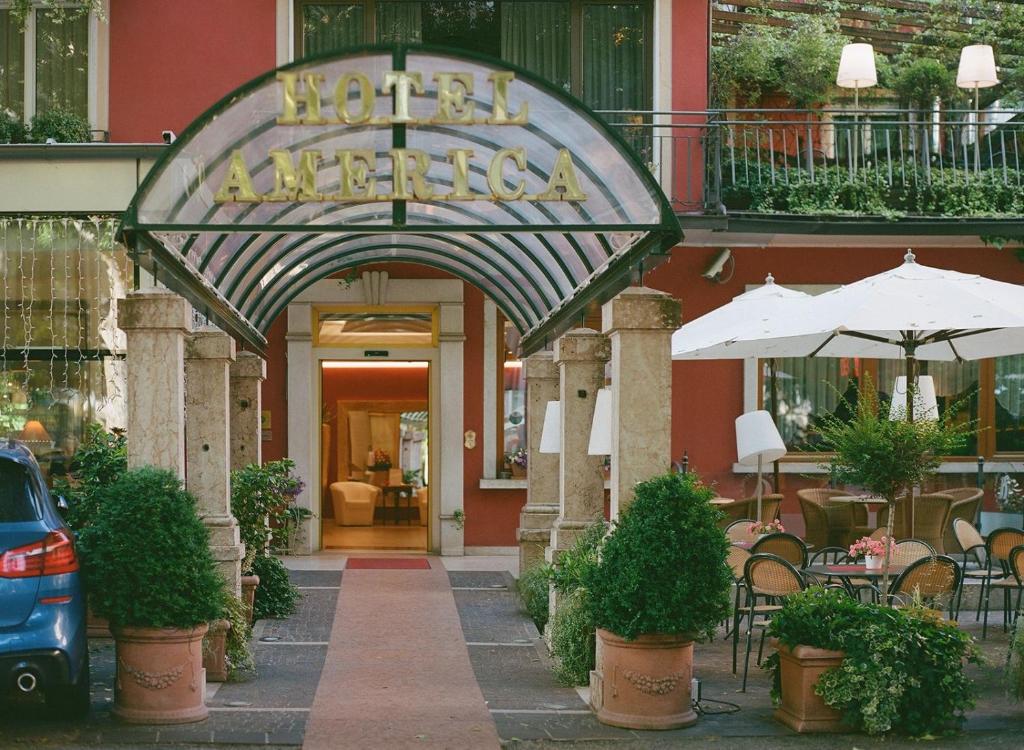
<box><xmin>0</xmin><ymin>439</ymin><xmax>89</xmax><ymax>717</ymax></box>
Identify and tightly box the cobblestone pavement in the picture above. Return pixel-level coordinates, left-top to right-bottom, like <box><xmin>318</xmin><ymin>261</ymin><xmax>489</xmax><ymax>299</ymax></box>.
<box><xmin>450</xmin><ymin>570</ymin><xmax>1024</xmax><ymax>750</ymax></box>
<box><xmin>0</xmin><ymin>569</ymin><xmax>341</xmax><ymax>748</ymax></box>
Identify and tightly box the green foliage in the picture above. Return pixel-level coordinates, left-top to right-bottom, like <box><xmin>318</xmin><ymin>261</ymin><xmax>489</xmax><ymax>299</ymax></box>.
<box><xmin>78</xmin><ymin>467</ymin><xmax>223</xmax><ymax>629</ymax></box>
<box><xmin>550</xmin><ymin>589</ymin><xmax>595</xmax><ymax>686</ymax></box>
<box><xmin>766</xmin><ymin>587</ymin><xmax>981</xmax><ymax>735</ymax></box>
<box><xmin>814</xmin><ymin>376</ymin><xmax>970</xmax><ymax>506</ymax></box>
<box><xmin>250</xmin><ymin>554</ymin><xmax>300</xmax><ymax>621</ymax></box>
<box><xmin>583</xmin><ymin>472</ymin><xmax>731</xmax><ymax>641</ymax></box>
<box><xmin>893</xmin><ymin>57</ymin><xmax>955</xmax><ymax>109</ymax></box>
<box><xmin>723</xmin><ymin>163</ymin><xmax>1024</xmax><ymax>220</ymax></box>
<box><xmin>550</xmin><ymin>522</ymin><xmax>605</xmax><ymax>595</ymax></box>
<box><xmin>28</xmin><ymin>107</ymin><xmax>91</xmax><ymax>143</ymax></box>
<box><xmin>51</xmin><ymin>423</ymin><xmax>126</xmax><ymax>531</ymax></box>
<box><xmin>0</xmin><ymin>110</ymin><xmax>28</xmax><ymax>144</ymax></box>
<box><xmin>516</xmin><ymin>563</ymin><xmax>551</xmax><ymax>633</ymax></box>
<box><xmin>230</xmin><ymin>459</ymin><xmax>304</xmax><ymax>574</ymax></box>
<box><xmin>220</xmin><ymin>590</ymin><xmax>254</xmax><ymax>677</ymax></box>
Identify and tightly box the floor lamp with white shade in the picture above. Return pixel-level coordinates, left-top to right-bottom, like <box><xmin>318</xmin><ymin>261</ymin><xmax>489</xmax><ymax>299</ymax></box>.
<box><xmin>735</xmin><ymin>410</ymin><xmax>787</xmax><ymax>523</ymax></box>
<box><xmin>957</xmin><ymin>44</ymin><xmax>999</xmax><ymax>172</ymax></box>
<box><xmin>539</xmin><ymin>401</ymin><xmax>561</xmax><ymax>454</ymax></box>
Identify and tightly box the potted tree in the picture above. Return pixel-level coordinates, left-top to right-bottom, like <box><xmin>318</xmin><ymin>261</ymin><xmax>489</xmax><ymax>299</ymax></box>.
<box><xmin>78</xmin><ymin>467</ymin><xmax>223</xmax><ymax>723</ymax></box>
<box><xmin>583</xmin><ymin>472</ymin><xmax>731</xmax><ymax>729</ymax></box>
<box><xmin>815</xmin><ymin>377</ymin><xmax>968</xmax><ymax>591</ymax></box>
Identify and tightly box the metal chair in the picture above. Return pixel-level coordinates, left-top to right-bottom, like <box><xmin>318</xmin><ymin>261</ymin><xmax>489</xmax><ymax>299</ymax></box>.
<box><xmin>987</xmin><ymin>544</ymin><xmax>1024</xmax><ymax>636</ymax></box>
<box><xmin>890</xmin><ymin>539</ymin><xmax>935</xmax><ymax>566</ymax></box>
<box><xmin>740</xmin><ymin>553</ymin><xmax>807</xmax><ymax>692</ymax></box>
<box><xmin>726</xmin><ymin>545</ymin><xmax>752</xmax><ymax>673</ymax></box>
<box><xmin>941</xmin><ymin>493</ymin><xmax>983</xmax><ymax>556</ymax></box>
<box><xmin>982</xmin><ymin>527</ymin><xmax>1024</xmax><ymax>638</ymax></box>
<box><xmin>750</xmin><ymin>532</ymin><xmax>807</xmax><ymax>569</ymax></box>
<box><xmin>952</xmin><ymin>517</ymin><xmax>1001</xmax><ymax>620</ymax></box>
<box><xmin>725</xmin><ymin>519</ymin><xmax>758</xmax><ymax>544</ymax></box>
<box><xmin>885</xmin><ymin>554</ymin><xmax>962</xmax><ymax>619</ymax></box>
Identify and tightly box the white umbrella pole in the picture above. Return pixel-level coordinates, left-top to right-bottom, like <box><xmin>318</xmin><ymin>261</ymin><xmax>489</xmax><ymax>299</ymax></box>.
<box><xmin>906</xmin><ymin>346</ymin><xmax>916</xmax><ymax>537</ymax></box>
<box><xmin>769</xmin><ymin>358</ymin><xmax>780</xmax><ymax>492</ymax></box>
<box><xmin>756</xmin><ymin>454</ymin><xmax>764</xmax><ymax>523</ymax></box>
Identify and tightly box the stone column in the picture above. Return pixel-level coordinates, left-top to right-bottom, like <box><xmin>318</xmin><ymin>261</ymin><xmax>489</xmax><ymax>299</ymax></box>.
<box><xmin>547</xmin><ymin>329</ymin><xmax>609</xmax><ymax>628</ymax></box>
<box><xmin>602</xmin><ymin>287</ymin><xmax>679</xmax><ymax>519</ymax></box>
<box><xmin>517</xmin><ymin>352</ymin><xmax>559</xmax><ymax>574</ymax></box>
<box><xmin>185</xmin><ymin>327</ymin><xmax>244</xmax><ymax>596</ymax></box>
<box><xmin>230</xmin><ymin>352</ymin><xmax>266</xmax><ymax>471</ymax></box>
<box><xmin>118</xmin><ymin>290</ymin><xmax>191</xmax><ymax>477</ymax></box>
<box><xmin>438</xmin><ymin>301</ymin><xmax>466</xmax><ymax>555</ymax></box>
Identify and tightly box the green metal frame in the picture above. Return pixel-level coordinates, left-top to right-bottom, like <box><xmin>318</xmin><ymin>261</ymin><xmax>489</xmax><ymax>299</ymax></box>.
<box><xmin>120</xmin><ymin>43</ymin><xmax>681</xmax><ymax>354</ymax></box>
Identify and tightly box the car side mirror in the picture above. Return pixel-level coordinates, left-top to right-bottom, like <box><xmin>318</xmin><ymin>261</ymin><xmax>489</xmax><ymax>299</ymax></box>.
<box><xmin>56</xmin><ymin>494</ymin><xmax>69</xmax><ymax>512</ymax></box>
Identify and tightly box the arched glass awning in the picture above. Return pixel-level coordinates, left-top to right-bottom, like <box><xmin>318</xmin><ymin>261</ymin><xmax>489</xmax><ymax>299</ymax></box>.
<box><xmin>121</xmin><ymin>45</ymin><xmax>680</xmax><ymax>354</ymax></box>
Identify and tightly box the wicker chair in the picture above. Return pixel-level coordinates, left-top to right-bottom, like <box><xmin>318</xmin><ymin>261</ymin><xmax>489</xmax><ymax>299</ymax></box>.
<box><xmin>725</xmin><ymin>519</ymin><xmax>758</xmax><ymax>544</ymax></box>
<box><xmin>799</xmin><ymin>496</ymin><xmax>830</xmax><ymax>551</ymax></box>
<box><xmin>912</xmin><ymin>493</ymin><xmax>953</xmax><ymax>554</ymax></box>
<box><xmin>877</xmin><ymin>496</ymin><xmax>911</xmax><ymax>540</ymax></box>
<box><xmin>750</xmin><ymin>532</ymin><xmax>807</xmax><ymax>568</ymax></box>
<box><xmin>982</xmin><ymin>528</ymin><xmax>1024</xmax><ymax>638</ymax></box>
<box><xmin>741</xmin><ymin>553</ymin><xmax>807</xmax><ymax>691</ymax></box>
<box><xmin>797</xmin><ymin>488</ymin><xmax>869</xmax><ymax>528</ymax></box>
<box><xmin>886</xmin><ymin>555</ymin><xmax>962</xmax><ymax>618</ymax></box>
<box><xmin>796</xmin><ymin>488</ymin><xmax>846</xmax><ymax>506</ymax></box>
<box><xmin>987</xmin><ymin>545</ymin><xmax>1024</xmax><ymax>636</ymax></box>
<box><xmin>891</xmin><ymin>539</ymin><xmax>935</xmax><ymax>566</ymax></box>
<box><xmin>726</xmin><ymin>546</ymin><xmax>752</xmax><ymax>673</ymax></box>
<box><xmin>941</xmin><ymin>493</ymin><xmax>983</xmax><ymax>555</ymax></box>
<box><xmin>939</xmin><ymin>487</ymin><xmax>985</xmax><ymax>503</ymax></box>
<box><xmin>952</xmin><ymin>518</ymin><xmax>999</xmax><ymax>619</ymax></box>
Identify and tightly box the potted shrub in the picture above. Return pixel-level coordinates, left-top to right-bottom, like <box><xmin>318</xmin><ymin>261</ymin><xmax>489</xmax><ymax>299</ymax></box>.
<box><xmin>767</xmin><ymin>587</ymin><xmax>979</xmax><ymax>735</ymax></box>
<box><xmin>583</xmin><ymin>472</ymin><xmax>731</xmax><ymax>729</ymax></box>
<box><xmin>78</xmin><ymin>467</ymin><xmax>223</xmax><ymax>723</ymax></box>
<box><xmin>28</xmin><ymin>106</ymin><xmax>91</xmax><ymax>143</ymax></box>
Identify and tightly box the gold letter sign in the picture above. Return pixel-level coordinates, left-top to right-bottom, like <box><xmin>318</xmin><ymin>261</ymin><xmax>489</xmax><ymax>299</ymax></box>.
<box><xmin>214</xmin><ymin>67</ymin><xmax>586</xmax><ymax>205</ymax></box>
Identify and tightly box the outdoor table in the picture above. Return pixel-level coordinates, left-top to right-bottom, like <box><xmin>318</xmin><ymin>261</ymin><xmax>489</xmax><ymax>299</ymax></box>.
<box><xmin>829</xmin><ymin>496</ymin><xmax>887</xmax><ymax>505</ymax></box>
<box><xmin>804</xmin><ymin>563</ymin><xmax>906</xmax><ymax>580</ymax></box>
<box><xmin>709</xmin><ymin>498</ymin><xmax>734</xmax><ymax>506</ymax></box>
<box><xmin>732</xmin><ymin>540</ymin><xmax>814</xmax><ymax>551</ymax></box>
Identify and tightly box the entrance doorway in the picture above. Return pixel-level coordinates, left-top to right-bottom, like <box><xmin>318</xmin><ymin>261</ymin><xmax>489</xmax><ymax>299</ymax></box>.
<box><xmin>319</xmin><ymin>361</ymin><xmax>430</xmax><ymax>552</ymax></box>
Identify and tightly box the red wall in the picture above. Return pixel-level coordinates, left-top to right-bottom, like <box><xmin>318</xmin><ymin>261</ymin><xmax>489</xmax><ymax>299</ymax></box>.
<box><xmin>108</xmin><ymin>0</ymin><xmax>277</xmax><ymax>142</ymax></box>
<box><xmin>321</xmin><ymin>365</ymin><xmax>429</xmax><ymax>405</ymax></box>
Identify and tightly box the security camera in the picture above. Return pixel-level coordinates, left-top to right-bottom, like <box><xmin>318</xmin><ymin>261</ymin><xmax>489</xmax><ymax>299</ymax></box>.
<box><xmin>702</xmin><ymin>248</ymin><xmax>734</xmax><ymax>283</ymax></box>
<box><xmin>161</xmin><ymin>130</ymin><xmax>176</xmax><ymax>144</ymax></box>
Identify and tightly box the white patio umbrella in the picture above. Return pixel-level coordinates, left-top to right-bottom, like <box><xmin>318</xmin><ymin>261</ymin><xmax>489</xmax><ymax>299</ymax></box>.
<box><xmin>672</xmin><ymin>274</ymin><xmax>811</xmax><ymax>489</ymax></box>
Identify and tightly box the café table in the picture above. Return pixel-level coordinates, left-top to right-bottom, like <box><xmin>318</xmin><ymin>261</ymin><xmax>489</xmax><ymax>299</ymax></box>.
<box><xmin>709</xmin><ymin>498</ymin><xmax>734</xmax><ymax>506</ymax></box>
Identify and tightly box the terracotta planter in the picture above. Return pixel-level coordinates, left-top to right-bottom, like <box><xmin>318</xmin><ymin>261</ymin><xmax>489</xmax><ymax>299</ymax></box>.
<box><xmin>241</xmin><ymin>574</ymin><xmax>260</xmax><ymax>625</ymax></box>
<box><xmin>203</xmin><ymin>619</ymin><xmax>231</xmax><ymax>683</ymax></box>
<box><xmin>510</xmin><ymin>464</ymin><xmax>527</xmax><ymax>479</ymax></box>
<box><xmin>773</xmin><ymin>642</ymin><xmax>846</xmax><ymax>733</ymax></box>
<box><xmin>591</xmin><ymin>628</ymin><xmax>697</xmax><ymax>730</ymax></box>
<box><xmin>87</xmin><ymin>604</ymin><xmax>112</xmax><ymax>639</ymax></box>
<box><xmin>112</xmin><ymin>624</ymin><xmax>209</xmax><ymax>724</ymax></box>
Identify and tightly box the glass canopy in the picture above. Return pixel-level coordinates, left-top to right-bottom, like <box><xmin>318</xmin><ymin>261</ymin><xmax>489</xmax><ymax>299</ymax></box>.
<box><xmin>121</xmin><ymin>45</ymin><xmax>680</xmax><ymax>354</ymax></box>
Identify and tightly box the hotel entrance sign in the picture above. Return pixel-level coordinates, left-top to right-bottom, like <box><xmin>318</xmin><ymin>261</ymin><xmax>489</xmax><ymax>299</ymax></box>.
<box><xmin>123</xmin><ymin>45</ymin><xmax>679</xmax><ymax>354</ymax></box>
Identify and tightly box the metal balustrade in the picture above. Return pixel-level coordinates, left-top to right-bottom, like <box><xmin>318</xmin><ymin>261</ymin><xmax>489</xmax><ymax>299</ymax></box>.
<box><xmin>599</xmin><ymin>109</ymin><xmax>1024</xmax><ymax>219</ymax></box>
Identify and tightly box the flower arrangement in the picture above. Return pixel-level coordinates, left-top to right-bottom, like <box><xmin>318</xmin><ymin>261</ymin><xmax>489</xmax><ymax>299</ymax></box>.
<box><xmin>848</xmin><ymin>535</ymin><xmax>894</xmax><ymax>562</ymax></box>
<box><xmin>371</xmin><ymin>448</ymin><xmax>392</xmax><ymax>469</ymax></box>
<box><xmin>506</xmin><ymin>448</ymin><xmax>528</xmax><ymax>469</ymax></box>
<box><xmin>997</xmin><ymin>475</ymin><xmax>1024</xmax><ymax>513</ymax></box>
<box><xmin>748</xmin><ymin>519</ymin><xmax>785</xmax><ymax>536</ymax></box>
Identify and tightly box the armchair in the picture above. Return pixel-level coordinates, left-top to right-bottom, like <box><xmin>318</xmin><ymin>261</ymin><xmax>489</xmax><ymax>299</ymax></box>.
<box><xmin>330</xmin><ymin>481</ymin><xmax>381</xmax><ymax>526</ymax></box>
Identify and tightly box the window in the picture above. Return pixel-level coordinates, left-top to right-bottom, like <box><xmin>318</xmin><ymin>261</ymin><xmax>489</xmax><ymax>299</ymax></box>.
<box><xmin>0</xmin><ymin>6</ymin><xmax>91</xmax><ymax>123</ymax></box>
<box><xmin>315</xmin><ymin>308</ymin><xmax>435</xmax><ymax>347</ymax></box>
<box><xmin>497</xmin><ymin>316</ymin><xmax>525</xmax><ymax>468</ymax></box>
<box><xmin>764</xmin><ymin>357</ymin><xmax>864</xmax><ymax>452</ymax></box>
<box><xmin>295</xmin><ymin>0</ymin><xmax>652</xmax><ymax>112</ymax></box>
<box><xmin>0</xmin><ymin>217</ymin><xmax>131</xmax><ymax>484</ymax></box>
<box><xmin>995</xmin><ymin>355</ymin><xmax>1024</xmax><ymax>454</ymax></box>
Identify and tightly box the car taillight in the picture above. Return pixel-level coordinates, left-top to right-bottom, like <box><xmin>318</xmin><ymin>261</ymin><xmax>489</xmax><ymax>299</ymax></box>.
<box><xmin>0</xmin><ymin>530</ymin><xmax>78</xmax><ymax>578</ymax></box>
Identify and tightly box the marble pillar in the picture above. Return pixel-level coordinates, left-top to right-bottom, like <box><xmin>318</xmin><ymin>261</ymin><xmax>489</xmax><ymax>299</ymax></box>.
<box><xmin>118</xmin><ymin>290</ymin><xmax>191</xmax><ymax>478</ymax></box>
<box><xmin>547</xmin><ymin>329</ymin><xmax>609</xmax><ymax>629</ymax></box>
<box><xmin>602</xmin><ymin>287</ymin><xmax>679</xmax><ymax>519</ymax></box>
<box><xmin>229</xmin><ymin>352</ymin><xmax>266</xmax><ymax>472</ymax></box>
<box><xmin>185</xmin><ymin>327</ymin><xmax>244</xmax><ymax>596</ymax></box>
<box><xmin>517</xmin><ymin>352</ymin><xmax>559</xmax><ymax>575</ymax></box>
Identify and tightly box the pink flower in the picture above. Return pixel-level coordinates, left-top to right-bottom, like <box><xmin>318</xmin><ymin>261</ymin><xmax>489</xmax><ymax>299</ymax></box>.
<box><xmin>848</xmin><ymin>535</ymin><xmax>895</xmax><ymax>560</ymax></box>
<box><xmin>748</xmin><ymin>519</ymin><xmax>785</xmax><ymax>536</ymax></box>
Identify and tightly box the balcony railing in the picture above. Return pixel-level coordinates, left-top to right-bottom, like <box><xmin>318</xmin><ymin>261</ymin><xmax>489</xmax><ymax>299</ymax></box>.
<box><xmin>601</xmin><ymin>109</ymin><xmax>1024</xmax><ymax>221</ymax></box>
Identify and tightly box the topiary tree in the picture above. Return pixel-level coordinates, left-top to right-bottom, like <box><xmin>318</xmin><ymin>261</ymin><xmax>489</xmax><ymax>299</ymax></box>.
<box><xmin>894</xmin><ymin>57</ymin><xmax>956</xmax><ymax>110</ymax></box>
<box><xmin>583</xmin><ymin>472</ymin><xmax>731</xmax><ymax>641</ymax></box>
<box><xmin>51</xmin><ymin>422</ymin><xmax>127</xmax><ymax>531</ymax></box>
<box><xmin>78</xmin><ymin>467</ymin><xmax>223</xmax><ymax>629</ymax></box>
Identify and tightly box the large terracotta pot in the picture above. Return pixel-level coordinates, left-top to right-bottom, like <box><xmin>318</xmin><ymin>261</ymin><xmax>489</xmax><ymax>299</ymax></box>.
<box><xmin>241</xmin><ymin>574</ymin><xmax>260</xmax><ymax>625</ymax></box>
<box><xmin>112</xmin><ymin>624</ymin><xmax>209</xmax><ymax>724</ymax></box>
<box><xmin>203</xmin><ymin>619</ymin><xmax>231</xmax><ymax>683</ymax></box>
<box><xmin>591</xmin><ymin>628</ymin><xmax>697</xmax><ymax>730</ymax></box>
<box><xmin>772</xmin><ymin>642</ymin><xmax>846</xmax><ymax>733</ymax></box>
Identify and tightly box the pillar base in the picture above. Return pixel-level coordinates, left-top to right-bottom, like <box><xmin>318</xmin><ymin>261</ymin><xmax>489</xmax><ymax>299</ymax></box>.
<box><xmin>549</xmin><ymin>518</ymin><xmax>599</xmax><ymax>552</ymax></box>
<box><xmin>518</xmin><ymin>503</ymin><xmax>558</xmax><ymax>574</ymax></box>
<box><xmin>203</xmin><ymin>517</ymin><xmax>243</xmax><ymax>597</ymax></box>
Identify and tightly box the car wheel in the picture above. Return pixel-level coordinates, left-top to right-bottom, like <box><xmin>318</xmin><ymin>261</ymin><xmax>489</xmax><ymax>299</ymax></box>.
<box><xmin>47</xmin><ymin>652</ymin><xmax>90</xmax><ymax>719</ymax></box>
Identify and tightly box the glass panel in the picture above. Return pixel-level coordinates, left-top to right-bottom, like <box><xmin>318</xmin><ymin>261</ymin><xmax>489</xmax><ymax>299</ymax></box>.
<box><xmin>0</xmin><ymin>10</ymin><xmax>25</xmax><ymax>120</ymax></box>
<box><xmin>35</xmin><ymin>11</ymin><xmax>88</xmax><ymax>117</ymax></box>
<box><xmin>376</xmin><ymin>1</ymin><xmax>422</xmax><ymax>43</ymax></box>
<box><xmin>400</xmin><ymin>410</ymin><xmax>428</xmax><ymax>485</ymax></box>
<box><xmin>0</xmin><ymin>460</ymin><xmax>38</xmax><ymax>521</ymax></box>
<box><xmin>581</xmin><ymin>3</ymin><xmax>647</xmax><ymax>111</ymax></box>
<box><xmin>301</xmin><ymin>2</ymin><xmax>364</xmax><ymax>56</ymax></box>
<box><xmin>877</xmin><ymin>360</ymin><xmax>979</xmax><ymax>456</ymax></box>
<box><xmin>420</xmin><ymin>1</ymin><xmax>498</xmax><ymax>57</ymax></box>
<box><xmin>0</xmin><ymin>218</ymin><xmax>131</xmax><ymax>484</ymax></box>
<box><xmin>995</xmin><ymin>355</ymin><xmax>1024</xmax><ymax>453</ymax></box>
<box><xmin>317</xmin><ymin>310</ymin><xmax>433</xmax><ymax>346</ymax></box>
<box><xmin>500</xmin><ymin>1</ymin><xmax>570</xmax><ymax>91</ymax></box>
<box><xmin>501</xmin><ymin>320</ymin><xmax>526</xmax><ymax>466</ymax></box>
<box><xmin>765</xmin><ymin>357</ymin><xmax>863</xmax><ymax>451</ymax></box>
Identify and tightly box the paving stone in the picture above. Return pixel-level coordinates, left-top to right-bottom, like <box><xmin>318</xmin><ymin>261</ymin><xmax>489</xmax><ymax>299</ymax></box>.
<box><xmin>453</xmin><ymin>589</ymin><xmax>538</xmax><ymax>643</ymax></box>
<box><xmin>468</xmin><ymin>643</ymin><xmax>583</xmax><ymax>711</ymax></box>
<box><xmin>254</xmin><ymin>588</ymin><xmax>338</xmax><ymax>643</ymax></box>
<box><xmin>448</xmin><ymin>570</ymin><xmax>511</xmax><ymax>589</ymax></box>
<box><xmin>210</xmin><ymin>644</ymin><xmax>327</xmax><ymax>709</ymax></box>
<box><xmin>288</xmin><ymin>569</ymin><xmax>342</xmax><ymax>588</ymax></box>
